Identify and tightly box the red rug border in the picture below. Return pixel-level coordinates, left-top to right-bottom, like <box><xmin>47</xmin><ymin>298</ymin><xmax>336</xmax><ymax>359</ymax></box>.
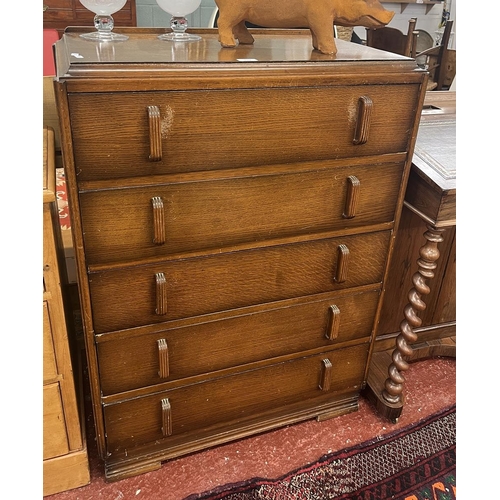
<box><xmin>186</xmin><ymin>404</ymin><xmax>456</xmax><ymax>500</ymax></box>
<box><xmin>335</xmin><ymin>445</ymin><xmax>456</xmax><ymax>500</ymax></box>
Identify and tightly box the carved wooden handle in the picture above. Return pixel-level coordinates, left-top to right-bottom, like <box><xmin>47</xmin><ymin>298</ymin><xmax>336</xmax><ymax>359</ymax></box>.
<box><xmin>343</xmin><ymin>175</ymin><xmax>360</xmax><ymax>219</ymax></box>
<box><xmin>353</xmin><ymin>96</ymin><xmax>373</xmax><ymax>145</ymax></box>
<box><xmin>157</xmin><ymin>339</ymin><xmax>169</xmax><ymax>378</ymax></box>
<box><xmin>334</xmin><ymin>244</ymin><xmax>350</xmax><ymax>283</ymax></box>
<box><xmin>319</xmin><ymin>359</ymin><xmax>332</xmax><ymax>391</ymax></box>
<box><xmin>148</xmin><ymin>105</ymin><xmax>162</xmax><ymax>161</ymax></box>
<box><xmin>325</xmin><ymin>305</ymin><xmax>341</xmax><ymax>341</ymax></box>
<box><xmin>155</xmin><ymin>272</ymin><xmax>167</xmax><ymax>315</ymax></box>
<box><xmin>152</xmin><ymin>196</ymin><xmax>166</xmax><ymax>245</ymax></box>
<box><xmin>161</xmin><ymin>398</ymin><xmax>172</xmax><ymax>436</ymax></box>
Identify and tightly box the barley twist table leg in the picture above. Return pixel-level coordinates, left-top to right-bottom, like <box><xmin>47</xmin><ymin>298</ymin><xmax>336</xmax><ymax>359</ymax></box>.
<box><xmin>382</xmin><ymin>225</ymin><xmax>445</xmax><ymax>405</ymax></box>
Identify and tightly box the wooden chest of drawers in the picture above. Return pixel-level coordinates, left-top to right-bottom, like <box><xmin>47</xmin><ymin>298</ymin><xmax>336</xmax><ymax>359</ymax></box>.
<box><xmin>53</xmin><ymin>28</ymin><xmax>427</xmax><ymax>481</ymax></box>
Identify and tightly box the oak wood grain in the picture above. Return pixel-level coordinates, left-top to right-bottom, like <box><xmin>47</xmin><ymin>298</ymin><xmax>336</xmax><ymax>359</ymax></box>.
<box><xmin>53</xmin><ymin>30</ymin><xmax>426</xmax><ymax>480</ymax></box>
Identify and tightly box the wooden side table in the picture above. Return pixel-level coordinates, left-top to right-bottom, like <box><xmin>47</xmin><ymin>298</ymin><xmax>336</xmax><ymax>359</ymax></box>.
<box><xmin>365</xmin><ymin>91</ymin><xmax>456</xmax><ymax>422</ymax></box>
<box><xmin>43</xmin><ymin>126</ymin><xmax>90</xmax><ymax>496</ymax></box>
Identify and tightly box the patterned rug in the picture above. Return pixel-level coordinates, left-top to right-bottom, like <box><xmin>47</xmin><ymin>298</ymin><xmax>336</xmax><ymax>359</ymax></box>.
<box><xmin>186</xmin><ymin>405</ymin><xmax>456</xmax><ymax>500</ymax></box>
<box><xmin>56</xmin><ymin>167</ymin><xmax>71</xmax><ymax>229</ymax></box>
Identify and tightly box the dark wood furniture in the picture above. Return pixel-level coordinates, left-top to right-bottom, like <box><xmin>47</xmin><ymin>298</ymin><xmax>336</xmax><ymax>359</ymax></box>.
<box><xmin>365</xmin><ymin>91</ymin><xmax>456</xmax><ymax>422</ymax></box>
<box><xmin>366</xmin><ymin>18</ymin><xmax>418</xmax><ymax>57</ymax></box>
<box><xmin>43</xmin><ymin>0</ymin><xmax>137</xmax><ymax>37</ymax></box>
<box><xmin>43</xmin><ymin>126</ymin><xmax>90</xmax><ymax>496</ymax></box>
<box><xmin>53</xmin><ymin>28</ymin><xmax>427</xmax><ymax>481</ymax></box>
<box><xmin>416</xmin><ymin>21</ymin><xmax>455</xmax><ymax>90</ymax></box>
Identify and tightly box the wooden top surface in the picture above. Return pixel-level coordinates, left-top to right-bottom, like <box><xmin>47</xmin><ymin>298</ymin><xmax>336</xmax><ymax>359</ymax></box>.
<box><xmin>405</xmin><ymin>91</ymin><xmax>456</xmax><ymax>226</ymax></box>
<box><xmin>54</xmin><ymin>27</ymin><xmax>421</xmax><ymax>80</ymax></box>
<box><xmin>43</xmin><ymin>126</ymin><xmax>56</xmax><ymax>204</ymax></box>
<box><xmin>412</xmin><ymin>91</ymin><xmax>456</xmax><ymax>192</ymax></box>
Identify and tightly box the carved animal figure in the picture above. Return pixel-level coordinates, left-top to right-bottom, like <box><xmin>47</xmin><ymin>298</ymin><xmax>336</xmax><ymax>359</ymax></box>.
<box><xmin>214</xmin><ymin>0</ymin><xmax>395</xmax><ymax>54</ymax></box>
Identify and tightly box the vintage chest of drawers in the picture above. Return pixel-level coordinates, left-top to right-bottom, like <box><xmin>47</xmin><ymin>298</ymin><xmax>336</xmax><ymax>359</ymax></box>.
<box><xmin>53</xmin><ymin>27</ymin><xmax>427</xmax><ymax>481</ymax></box>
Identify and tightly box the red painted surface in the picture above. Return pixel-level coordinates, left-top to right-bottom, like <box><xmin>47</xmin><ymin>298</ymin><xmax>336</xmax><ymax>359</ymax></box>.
<box><xmin>44</xmin><ymin>29</ymin><xmax>60</xmax><ymax>76</ymax></box>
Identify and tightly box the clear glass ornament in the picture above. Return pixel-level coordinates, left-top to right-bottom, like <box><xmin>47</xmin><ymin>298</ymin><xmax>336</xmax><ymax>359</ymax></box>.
<box><xmin>156</xmin><ymin>0</ymin><xmax>202</xmax><ymax>42</ymax></box>
<box><xmin>79</xmin><ymin>0</ymin><xmax>129</xmax><ymax>41</ymax></box>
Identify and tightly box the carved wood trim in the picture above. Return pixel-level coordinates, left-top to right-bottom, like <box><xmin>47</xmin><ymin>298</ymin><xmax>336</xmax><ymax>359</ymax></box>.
<box><xmin>343</xmin><ymin>175</ymin><xmax>360</xmax><ymax>219</ymax></box>
<box><xmin>151</xmin><ymin>196</ymin><xmax>166</xmax><ymax>245</ymax></box>
<box><xmin>353</xmin><ymin>96</ymin><xmax>373</xmax><ymax>145</ymax></box>
<box><xmin>319</xmin><ymin>359</ymin><xmax>333</xmax><ymax>391</ymax></box>
<box><xmin>157</xmin><ymin>338</ymin><xmax>169</xmax><ymax>379</ymax></box>
<box><xmin>147</xmin><ymin>105</ymin><xmax>162</xmax><ymax>161</ymax></box>
<box><xmin>161</xmin><ymin>398</ymin><xmax>172</xmax><ymax>437</ymax></box>
<box><xmin>334</xmin><ymin>244</ymin><xmax>350</xmax><ymax>283</ymax></box>
<box><xmin>382</xmin><ymin>225</ymin><xmax>445</xmax><ymax>405</ymax></box>
<box><xmin>325</xmin><ymin>305</ymin><xmax>341</xmax><ymax>340</ymax></box>
<box><xmin>155</xmin><ymin>272</ymin><xmax>167</xmax><ymax>315</ymax></box>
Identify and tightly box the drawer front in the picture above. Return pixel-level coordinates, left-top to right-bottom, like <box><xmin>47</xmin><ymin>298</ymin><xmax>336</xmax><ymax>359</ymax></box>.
<box><xmin>43</xmin><ymin>383</ymin><xmax>70</xmax><ymax>459</ymax></box>
<box><xmin>68</xmin><ymin>85</ymin><xmax>420</xmax><ymax>181</ymax></box>
<box><xmin>97</xmin><ymin>288</ymin><xmax>380</xmax><ymax>395</ymax></box>
<box><xmin>103</xmin><ymin>345</ymin><xmax>369</xmax><ymax>453</ymax></box>
<box><xmin>89</xmin><ymin>231</ymin><xmax>391</xmax><ymax>333</ymax></box>
<box><xmin>43</xmin><ymin>0</ymin><xmax>74</xmax><ymax>22</ymax></box>
<box><xmin>81</xmin><ymin>161</ymin><xmax>404</xmax><ymax>265</ymax></box>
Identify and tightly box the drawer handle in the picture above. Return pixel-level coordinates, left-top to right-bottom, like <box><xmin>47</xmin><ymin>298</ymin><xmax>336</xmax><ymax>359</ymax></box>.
<box><xmin>325</xmin><ymin>305</ymin><xmax>341</xmax><ymax>340</ymax></box>
<box><xmin>148</xmin><ymin>105</ymin><xmax>162</xmax><ymax>161</ymax></box>
<box><xmin>353</xmin><ymin>96</ymin><xmax>373</xmax><ymax>145</ymax></box>
<box><xmin>334</xmin><ymin>244</ymin><xmax>350</xmax><ymax>283</ymax></box>
<box><xmin>161</xmin><ymin>398</ymin><xmax>173</xmax><ymax>437</ymax></box>
<box><xmin>152</xmin><ymin>196</ymin><xmax>166</xmax><ymax>245</ymax></box>
<box><xmin>157</xmin><ymin>339</ymin><xmax>170</xmax><ymax>378</ymax></box>
<box><xmin>319</xmin><ymin>359</ymin><xmax>332</xmax><ymax>391</ymax></box>
<box><xmin>155</xmin><ymin>272</ymin><xmax>168</xmax><ymax>315</ymax></box>
<box><xmin>343</xmin><ymin>175</ymin><xmax>360</xmax><ymax>219</ymax></box>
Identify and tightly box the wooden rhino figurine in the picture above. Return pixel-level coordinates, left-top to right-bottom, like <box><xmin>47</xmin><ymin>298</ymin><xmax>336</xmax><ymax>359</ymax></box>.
<box><xmin>214</xmin><ymin>0</ymin><xmax>395</xmax><ymax>54</ymax></box>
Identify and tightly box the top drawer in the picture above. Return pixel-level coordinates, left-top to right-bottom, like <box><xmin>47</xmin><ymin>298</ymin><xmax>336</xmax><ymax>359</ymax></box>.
<box><xmin>68</xmin><ymin>84</ymin><xmax>420</xmax><ymax>181</ymax></box>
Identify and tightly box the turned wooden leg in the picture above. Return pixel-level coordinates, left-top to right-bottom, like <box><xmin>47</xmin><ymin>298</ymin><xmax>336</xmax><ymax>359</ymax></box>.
<box><xmin>382</xmin><ymin>225</ymin><xmax>445</xmax><ymax>405</ymax></box>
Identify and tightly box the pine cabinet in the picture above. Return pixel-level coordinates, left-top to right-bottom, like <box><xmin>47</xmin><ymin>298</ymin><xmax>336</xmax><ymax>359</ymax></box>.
<box><xmin>43</xmin><ymin>126</ymin><xmax>90</xmax><ymax>496</ymax></box>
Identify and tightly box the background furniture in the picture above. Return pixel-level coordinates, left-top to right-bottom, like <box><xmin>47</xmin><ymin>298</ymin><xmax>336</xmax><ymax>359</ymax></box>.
<box><xmin>365</xmin><ymin>91</ymin><xmax>456</xmax><ymax>421</ymax></box>
<box><xmin>43</xmin><ymin>0</ymin><xmax>137</xmax><ymax>36</ymax></box>
<box><xmin>366</xmin><ymin>17</ymin><xmax>418</xmax><ymax>57</ymax></box>
<box><xmin>53</xmin><ymin>28</ymin><xmax>427</xmax><ymax>481</ymax></box>
<box><xmin>44</xmin><ymin>25</ymin><xmax>76</xmax><ymax>284</ymax></box>
<box><xmin>43</xmin><ymin>126</ymin><xmax>90</xmax><ymax>496</ymax></box>
<box><xmin>415</xmin><ymin>20</ymin><xmax>455</xmax><ymax>90</ymax></box>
